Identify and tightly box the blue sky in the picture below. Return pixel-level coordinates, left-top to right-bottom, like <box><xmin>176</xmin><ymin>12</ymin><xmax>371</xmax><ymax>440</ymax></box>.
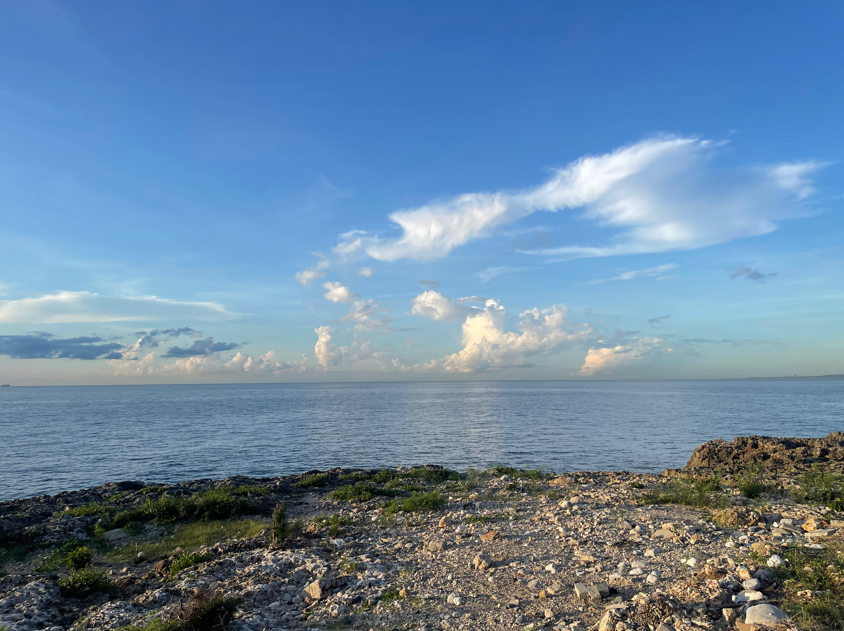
<box><xmin>1</xmin><ymin>1</ymin><xmax>842</xmax><ymax>384</ymax></box>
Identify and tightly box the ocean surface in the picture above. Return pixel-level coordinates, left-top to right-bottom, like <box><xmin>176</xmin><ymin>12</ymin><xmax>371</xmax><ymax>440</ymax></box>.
<box><xmin>1</xmin><ymin>380</ymin><xmax>842</xmax><ymax>501</ymax></box>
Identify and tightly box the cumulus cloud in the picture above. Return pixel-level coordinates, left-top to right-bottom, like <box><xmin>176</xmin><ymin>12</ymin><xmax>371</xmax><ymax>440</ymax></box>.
<box><xmin>326</xmin><ymin>137</ymin><xmax>823</xmax><ymax>263</ymax></box>
<box><xmin>110</xmin><ymin>350</ymin><xmax>304</xmax><ymax>376</ymax></box>
<box><xmin>0</xmin><ymin>333</ymin><xmax>123</xmax><ymax>360</ymax></box>
<box><xmin>578</xmin><ymin>337</ymin><xmax>672</xmax><ymax>376</ymax></box>
<box><xmin>314</xmin><ymin>325</ymin><xmax>342</xmax><ymax>368</ymax></box>
<box><xmin>648</xmin><ymin>314</ymin><xmax>671</xmax><ymax>328</ymax></box>
<box><xmin>583</xmin><ymin>264</ymin><xmax>677</xmax><ymax>285</ymax></box>
<box><xmin>0</xmin><ymin>291</ymin><xmax>234</xmax><ymax>323</ymax></box>
<box><xmin>410</xmin><ymin>291</ymin><xmax>485</xmax><ymax>322</ymax></box>
<box><xmin>294</xmin><ymin>256</ymin><xmax>330</xmax><ymax>285</ymax></box>
<box><xmin>323</xmin><ymin>282</ymin><xmax>357</xmax><ymax>303</ymax></box>
<box><xmin>358</xmin><ymin>267</ymin><xmax>373</xmax><ymax>277</ymax></box>
<box><xmin>162</xmin><ymin>337</ymin><xmax>241</xmax><ymax>358</ymax></box>
<box><xmin>730</xmin><ymin>266</ymin><xmax>777</xmax><ymax>283</ymax></box>
<box><xmin>409</xmin><ymin>297</ymin><xmax>594</xmax><ymax>373</ymax></box>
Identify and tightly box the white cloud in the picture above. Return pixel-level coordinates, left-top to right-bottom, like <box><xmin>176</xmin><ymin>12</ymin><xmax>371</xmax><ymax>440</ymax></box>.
<box><xmin>410</xmin><ymin>290</ymin><xmax>485</xmax><ymax>322</ymax></box>
<box><xmin>314</xmin><ymin>325</ymin><xmax>342</xmax><ymax>368</ymax></box>
<box><xmin>358</xmin><ymin>267</ymin><xmax>374</xmax><ymax>277</ymax></box>
<box><xmin>409</xmin><ymin>297</ymin><xmax>594</xmax><ymax>373</ymax></box>
<box><xmin>577</xmin><ymin>337</ymin><xmax>672</xmax><ymax>376</ymax></box>
<box><xmin>294</xmin><ymin>257</ymin><xmax>330</xmax><ymax>285</ymax></box>
<box><xmin>110</xmin><ymin>350</ymin><xmax>304</xmax><ymax>376</ymax></box>
<box><xmin>323</xmin><ymin>282</ymin><xmax>357</xmax><ymax>303</ymax></box>
<box><xmin>582</xmin><ymin>263</ymin><xmax>677</xmax><ymax>285</ymax></box>
<box><xmin>328</xmin><ymin>137</ymin><xmax>823</xmax><ymax>263</ymax></box>
<box><xmin>0</xmin><ymin>291</ymin><xmax>234</xmax><ymax>323</ymax></box>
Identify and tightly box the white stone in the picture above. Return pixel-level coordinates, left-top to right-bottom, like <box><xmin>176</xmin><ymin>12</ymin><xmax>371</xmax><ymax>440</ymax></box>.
<box><xmin>745</xmin><ymin>603</ymin><xmax>788</xmax><ymax>625</ymax></box>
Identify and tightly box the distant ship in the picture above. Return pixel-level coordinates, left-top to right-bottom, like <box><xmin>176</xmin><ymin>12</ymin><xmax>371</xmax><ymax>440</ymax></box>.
<box><xmin>0</xmin><ymin>384</ymin><xmax>10</xmax><ymax>387</ymax></box>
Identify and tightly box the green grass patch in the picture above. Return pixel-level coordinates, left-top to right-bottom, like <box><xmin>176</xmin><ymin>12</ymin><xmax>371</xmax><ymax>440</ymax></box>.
<box><xmin>58</xmin><ymin>567</ymin><xmax>116</xmax><ymax>598</ymax></box>
<box><xmin>107</xmin><ymin>519</ymin><xmax>268</xmax><ymax>561</ymax></box>
<box><xmin>338</xmin><ymin>472</ymin><xmax>370</xmax><ymax>483</ymax></box>
<box><xmin>638</xmin><ymin>475</ymin><xmax>728</xmax><ymax>509</ymax></box>
<box><xmin>383</xmin><ymin>490</ymin><xmax>445</xmax><ymax>515</ymax></box>
<box><xmin>771</xmin><ymin>540</ymin><xmax>844</xmax><ymax>630</ymax></box>
<box><xmin>294</xmin><ymin>473</ymin><xmax>329</xmax><ymax>489</ymax></box>
<box><xmin>60</xmin><ymin>502</ymin><xmax>113</xmax><ymax>518</ymax></box>
<box><xmin>170</xmin><ymin>551</ymin><xmax>212</xmax><ymax>576</ymax></box>
<box><xmin>138</xmin><ymin>486</ymin><xmax>165</xmax><ymax>495</ymax></box>
<box><xmin>792</xmin><ymin>467</ymin><xmax>844</xmax><ymax>511</ymax></box>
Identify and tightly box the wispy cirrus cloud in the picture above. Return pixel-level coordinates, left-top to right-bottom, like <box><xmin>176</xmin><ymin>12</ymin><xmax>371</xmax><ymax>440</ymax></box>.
<box><xmin>316</xmin><ymin>137</ymin><xmax>825</xmax><ymax>264</ymax></box>
<box><xmin>0</xmin><ymin>291</ymin><xmax>234</xmax><ymax>323</ymax></box>
<box><xmin>582</xmin><ymin>263</ymin><xmax>677</xmax><ymax>285</ymax></box>
<box><xmin>477</xmin><ymin>266</ymin><xmax>529</xmax><ymax>283</ymax></box>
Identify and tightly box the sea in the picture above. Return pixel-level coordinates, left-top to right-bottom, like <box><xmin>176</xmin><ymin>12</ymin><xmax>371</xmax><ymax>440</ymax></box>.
<box><xmin>1</xmin><ymin>380</ymin><xmax>842</xmax><ymax>501</ymax></box>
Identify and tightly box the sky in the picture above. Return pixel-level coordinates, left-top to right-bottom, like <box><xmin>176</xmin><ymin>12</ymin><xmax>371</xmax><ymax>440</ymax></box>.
<box><xmin>1</xmin><ymin>1</ymin><xmax>843</xmax><ymax>385</ymax></box>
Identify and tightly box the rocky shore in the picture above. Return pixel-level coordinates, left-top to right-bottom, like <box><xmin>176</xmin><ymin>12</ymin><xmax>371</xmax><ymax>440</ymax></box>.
<box><xmin>1</xmin><ymin>433</ymin><xmax>842</xmax><ymax>631</ymax></box>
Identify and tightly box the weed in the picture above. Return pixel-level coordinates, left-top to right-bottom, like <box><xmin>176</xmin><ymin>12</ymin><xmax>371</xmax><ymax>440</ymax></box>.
<box><xmin>770</xmin><ymin>539</ymin><xmax>844</xmax><ymax>630</ymax></box>
<box><xmin>638</xmin><ymin>475</ymin><xmax>728</xmax><ymax>509</ymax></box>
<box><xmin>60</xmin><ymin>502</ymin><xmax>113</xmax><ymax>518</ymax></box>
<box><xmin>792</xmin><ymin>467</ymin><xmax>844</xmax><ymax>511</ymax></box>
<box><xmin>294</xmin><ymin>473</ymin><xmax>329</xmax><ymax>489</ymax></box>
<box><xmin>272</xmin><ymin>503</ymin><xmax>301</xmax><ymax>544</ymax></box>
<box><xmin>58</xmin><ymin>568</ymin><xmax>116</xmax><ymax>598</ymax></box>
<box><xmin>735</xmin><ymin>461</ymin><xmax>766</xmax><ymax>499</ymax></box>
<box><xmin>629</xmin><ymin>481</ymin><xmax>644</xmax><ymax>489</ymax></box>
<box><xmin>170</xmin><ymin>551</ymin><xmax>211</xmax><ymax>576</ymax></box>
<box><xmin>404</xmin><ymin>467</ymin><xmax>460</xmax><ymax>484</ymax></box>
<box><xmin>338</xmin><ymin>472</ymin><xmax>370</xmax><ymax>483</ymax></box>
<box><xmin>138</xmin><ymin>486</ymin><xmax>165</xmax><ymax>495</ymax></box>
<box><xmin>66</xmin><ymin>546</ymin><xmax>92</xmax><ymax>570</ymax></box>
<box><xmin>107</xmin><ymin>488</ymin><xmax>253</xmax><ymax>529</ymax></box>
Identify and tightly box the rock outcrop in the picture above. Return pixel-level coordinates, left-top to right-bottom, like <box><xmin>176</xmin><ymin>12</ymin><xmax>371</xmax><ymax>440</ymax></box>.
<box><xmin>684</xmin><ymin>431</ymin><xmax>844</xmax><ymax>476</ymax></box>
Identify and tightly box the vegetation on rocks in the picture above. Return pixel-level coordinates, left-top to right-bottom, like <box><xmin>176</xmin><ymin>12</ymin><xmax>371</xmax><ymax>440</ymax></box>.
<box><xmin>638</xmin><ymin>475</ymin><xmax>729</xmax><ymax>508</ymax></box>
<box><xmin>117</xmin><ymin>591</ymin><xmax>242</xmax><ymax>631</ymax></box>
<box><xmin>58</xmin><ymin>567</ymin><xmax>116</xmax><ymax>598</ymax></box>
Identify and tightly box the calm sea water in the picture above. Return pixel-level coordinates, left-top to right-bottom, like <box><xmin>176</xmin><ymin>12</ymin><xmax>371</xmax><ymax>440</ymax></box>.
<box><xmin>1</xmin><ymin>380</ymin><xmax>842</xmax><ymax>501</ymax></box>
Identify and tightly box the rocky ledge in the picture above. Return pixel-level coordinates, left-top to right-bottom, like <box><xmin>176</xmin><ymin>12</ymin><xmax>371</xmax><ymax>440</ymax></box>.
<box><xmin>1</xmin><ymin>437</ymin><xmax>843</xmax><ymax>631</ymax></box>
<box><xmin>683</xmin><ymin>432</ymin><xmax>844</xmax><ymax>476</ymax></box>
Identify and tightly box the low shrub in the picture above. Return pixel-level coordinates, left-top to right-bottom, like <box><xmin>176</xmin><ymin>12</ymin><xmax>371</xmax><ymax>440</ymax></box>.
<box><xmin>271</xmin><ymin>503</ymin><xmax>301</xmax><ymax>544</ymax></box>
<box><xmin>58</xmin><ymin>568</ymin><xmax>116</xmax><ymax>598</ymax></box>
<box><xmin>107</xmin><ymin>489</ymin><xmax>253</xmax><ymax>529</ymax></box>
<box><xmin>122</xmin><ymin>521</ymin><xmax>144</xmax><ymax>536</ymax></box>
<box><xmin>735</xmin><ymin>461</ymin><xmax>766</xmax><ymax>499</ymax></box>
<box><xmin>66</xmin><ymin>546</ymin><xmax>92</xmax><ymax>571</ymax></box>
<box><xmin>35</xmin><ymin>538</ymin><xmax>88</xmax><ymax>572</ymax></box>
